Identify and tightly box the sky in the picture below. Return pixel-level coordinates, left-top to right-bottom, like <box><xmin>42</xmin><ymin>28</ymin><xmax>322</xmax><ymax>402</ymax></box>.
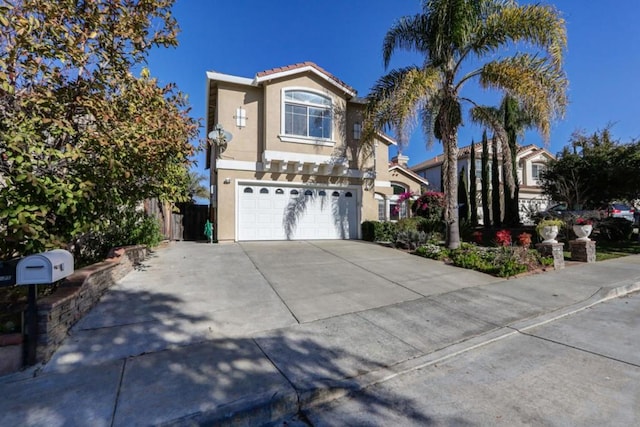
<box><xmin>145</xmin><ymin>0</ymin><xmax>640</xmax><ymax>180</ymax></box>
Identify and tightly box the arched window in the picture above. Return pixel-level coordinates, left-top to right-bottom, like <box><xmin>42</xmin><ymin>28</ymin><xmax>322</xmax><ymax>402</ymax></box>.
<box><xmin>319</xmin><ymin>190</ymin><xmax>326</xmax><ymax>196</ymax></box>
<box><xmin>283</xmin><ymin>90</ymin><xmax>332</xmax><ymax>139</ymax></box>
<box><xmin>290</xmin><ymin>189</ymin><xmax>299</xmax><ymax>195</ymax></box>
<box><xmin>304</xmin><ymin>189</ymin><xmax>313</xmax><ymax>196</ymax></box>
<box><xmin>275</xmin><ymin>188</ymin><xmax>284</xmax><ymax>195</ymax></box>
<box><xmin>345</xmin><ymin>192</ymin><xmax>353</xmax><ymax>198</ymax></box>
<box><xmin>332</xmin><ymin>191</ymin><xmax>340</xmax><ymax>197</ymax></box>
<box><xmin>243</xmin><ymin>187</ymin><xmax>253</xmax><ymax>193</ymax></box>
<box><xmin>260</xmin><ymin>188</ymin><xmax>269</xmax><ymax>194</ymax></box>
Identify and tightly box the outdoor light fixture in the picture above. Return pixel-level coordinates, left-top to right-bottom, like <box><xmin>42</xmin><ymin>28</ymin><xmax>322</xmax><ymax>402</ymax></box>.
<box><xmin>235</xmin><ymin>107</ymin><xmax>247</xmax><ymax>128</ymax></box>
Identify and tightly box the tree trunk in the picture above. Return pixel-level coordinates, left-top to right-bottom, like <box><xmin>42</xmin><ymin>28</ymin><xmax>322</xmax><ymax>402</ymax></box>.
<box><xmin>442</xmin><ymin>131</ymin><xmax>460</xmax><ymax>249</ymax></box>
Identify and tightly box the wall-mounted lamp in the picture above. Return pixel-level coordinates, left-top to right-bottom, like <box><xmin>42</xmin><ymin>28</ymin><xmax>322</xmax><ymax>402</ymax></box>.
<box><xmin>235</xmin><ymin>107</ymin><xmax>247</xmax><ymax>129</ymax></box>
<box><xmin>223</xmin><ymin>178</ymin><xmax>231</xmax><ymax>184</ymax></box>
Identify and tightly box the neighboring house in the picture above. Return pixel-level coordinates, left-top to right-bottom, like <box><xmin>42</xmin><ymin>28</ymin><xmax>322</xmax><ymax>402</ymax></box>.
<box><xmin>205</xmin><ymin>62</ymin><xmax>428</xmax><ymax>242</ymax></box>
<box><xmin>411</xmin><ymin>141</ymin><xmax>555</xmax><ymax>224</ymax></box>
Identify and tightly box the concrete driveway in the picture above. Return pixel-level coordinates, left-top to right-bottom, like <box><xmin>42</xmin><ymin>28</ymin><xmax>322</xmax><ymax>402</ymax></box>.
<box><xmin>44</xmin><ymin>240</ymin><xmax>501</xmax><ymax>373</ymax></box>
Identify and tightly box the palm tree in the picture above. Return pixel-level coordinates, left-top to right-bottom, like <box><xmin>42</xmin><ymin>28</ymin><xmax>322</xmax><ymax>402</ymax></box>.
<box><xmin>186</xmin><ymin>171</ymin><xmax>209</xmax><ymax>201</ymax></box>
<box><xmin>364</xmin><ymin>0</ymin><xmax>567</xmax><ymax>248</ymax></box>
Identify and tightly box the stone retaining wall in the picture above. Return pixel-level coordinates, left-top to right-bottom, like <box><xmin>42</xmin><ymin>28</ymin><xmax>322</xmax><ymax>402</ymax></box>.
<box><xmin>35</xmin><ymin>245</ymin><xmax>147</xmax><ymax>363</ymax></box>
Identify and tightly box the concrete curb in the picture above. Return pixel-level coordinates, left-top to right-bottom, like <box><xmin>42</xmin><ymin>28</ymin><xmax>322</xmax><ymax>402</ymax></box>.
<box><xmin>271</xmin><ymin>279</ymin><xmax>640</xmax><ymax>423</ymax></box>
<box><xmin>159</xmin><ymin>388</ymin><xmax>299</xmax><ymax>427</ymax></box>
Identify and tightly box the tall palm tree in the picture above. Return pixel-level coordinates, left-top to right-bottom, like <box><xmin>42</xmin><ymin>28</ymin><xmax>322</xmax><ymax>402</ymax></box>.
<box><xmin>364</xmin><ymin>0</ymin><xmax>567</xmax><ymax>248</ymax></box>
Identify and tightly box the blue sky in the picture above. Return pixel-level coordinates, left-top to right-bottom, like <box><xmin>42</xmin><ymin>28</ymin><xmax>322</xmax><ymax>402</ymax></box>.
<box><xmin>146</xmin><ymin>0</ymin><xmax>640</xmax><ymax>178</ymax></box>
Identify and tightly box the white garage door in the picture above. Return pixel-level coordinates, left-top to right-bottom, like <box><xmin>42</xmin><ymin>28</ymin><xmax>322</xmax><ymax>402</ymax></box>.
<box><xmin>238</xmin><ymin>184</ymin><xmax>359</xmax><ymax>240</ymax></box>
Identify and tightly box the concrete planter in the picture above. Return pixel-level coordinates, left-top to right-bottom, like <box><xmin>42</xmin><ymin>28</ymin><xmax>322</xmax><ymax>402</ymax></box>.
<box><xmin>573</xmin><ymin>224</ymin><xmax>593</xmax><ymax>241</ymax></box>
<box><xmin>539</xmin><ymin>225</ymin><xmax>559</xmax><ymax>244</ymax></box>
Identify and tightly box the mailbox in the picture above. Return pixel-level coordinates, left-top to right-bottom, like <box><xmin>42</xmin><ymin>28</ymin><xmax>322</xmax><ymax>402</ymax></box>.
<box><xmin>16</xmin><ymin>249</ymin><xmax>74</xmax><ymax>285</ymax></box>
<box><xmin>0</xmin><ymin>258</ymin><xmax>19</xmax><ymax>287</ymax></box>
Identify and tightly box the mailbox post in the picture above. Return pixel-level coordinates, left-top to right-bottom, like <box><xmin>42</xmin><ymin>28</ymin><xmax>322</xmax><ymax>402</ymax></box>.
<box><xmin>16</xmin><ymin>249</ymin><xmax>74</xmax><ymax>365</ymax></box>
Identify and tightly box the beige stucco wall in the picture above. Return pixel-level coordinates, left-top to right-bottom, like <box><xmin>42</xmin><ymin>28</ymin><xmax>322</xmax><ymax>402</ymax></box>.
<box><xmin>215</xmin><ymin>83</ymin><xmax>263</xmax><ymax>162</ymax></box>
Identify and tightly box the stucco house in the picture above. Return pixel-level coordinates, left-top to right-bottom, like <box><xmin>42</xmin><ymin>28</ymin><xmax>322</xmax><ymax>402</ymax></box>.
<box><xmin>411</xmin><ymin>141</ymin><xmax>555</xmax><ymax>224</ymax></box>
<box><xmin>205</xmin><ymin>62</ymin><xmax>428</xmax><ymax>242</ymax></box>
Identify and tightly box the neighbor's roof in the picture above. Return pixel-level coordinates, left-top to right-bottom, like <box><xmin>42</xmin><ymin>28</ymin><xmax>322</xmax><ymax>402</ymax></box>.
<box><xmin>410</xmin><ymin>141</ymin><xmax>554</xmax><ymax>172</ymax></box>
<box><xmin>389</xmin><ymin>164</ymin><xmax>429</xmax><ymax>186</ymax></box>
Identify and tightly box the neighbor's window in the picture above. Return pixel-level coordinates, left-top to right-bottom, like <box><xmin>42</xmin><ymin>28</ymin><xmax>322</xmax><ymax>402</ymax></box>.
<box><xmin>284</xmin><ymin>90</ymin><xmax>332</xmax><ymax>140</ymax></box>
<box><xmin>532</xmin><ymin>163</ymin><xmax>545</xmax><ymax>180</ymax></box>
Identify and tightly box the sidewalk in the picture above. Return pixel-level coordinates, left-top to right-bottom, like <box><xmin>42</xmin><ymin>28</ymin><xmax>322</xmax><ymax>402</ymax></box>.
<box><xmin>1</xmin><ymin>242</ymin><xmax>639</xmax><ymax>426</ymax></box>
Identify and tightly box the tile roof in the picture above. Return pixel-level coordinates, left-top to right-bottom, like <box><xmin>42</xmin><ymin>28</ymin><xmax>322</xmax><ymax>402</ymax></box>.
<box><xmin>256</xmin><ymin>62</ymin><xmax>356</xmax><ymax>95</ymax></box>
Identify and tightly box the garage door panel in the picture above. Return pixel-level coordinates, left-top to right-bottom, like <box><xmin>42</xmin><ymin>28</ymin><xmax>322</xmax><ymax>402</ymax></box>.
<box><xmin>238</xmin><ymin>185</ymin><xmax>358</xmax><ymax>241</ymax></box>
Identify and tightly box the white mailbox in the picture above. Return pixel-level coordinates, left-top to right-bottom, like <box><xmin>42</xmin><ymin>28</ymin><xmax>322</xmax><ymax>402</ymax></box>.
<box><xmin>16</xmin><ymin>249</ymin><xmax>74</xmax><ymax>285</ymax></box>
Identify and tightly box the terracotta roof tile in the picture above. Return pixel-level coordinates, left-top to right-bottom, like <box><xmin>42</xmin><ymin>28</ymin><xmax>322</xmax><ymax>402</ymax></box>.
<box><xmin>256</xmin><ymin>62</ymin><xmax>356</xmax><ymax>94</ymax></box>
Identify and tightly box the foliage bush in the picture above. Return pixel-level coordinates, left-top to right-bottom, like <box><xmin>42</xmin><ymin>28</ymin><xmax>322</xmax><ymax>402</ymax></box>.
<box><xmin>361</xmin><ymin>221</ymin><xmax>398</xmax><ymax>242</ymax></box>
<box><xmin>415</xmin><ymin>242</ymin><xmax>549</xmax><ymax>278</ymax></box>
<box><xmin>70</xmin><ymin>210</ymin><xmax>162</xmax><ymax>267</ymax></box>
<box><xmin>597</xmin><ymin>217</ymin><xmax>634</xmax><ymax>241</ymax></box>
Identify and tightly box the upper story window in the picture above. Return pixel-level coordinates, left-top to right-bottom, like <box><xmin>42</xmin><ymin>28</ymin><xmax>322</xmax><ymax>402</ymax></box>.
<box><xmin>532</xmin><ymin>163</ymin><xmax>545</xmax><ymax>180</ymax></box>
<box><xmin>283</xmin><ymin>89</ymin><xmax>332</xmax><ymax>141</ymax></box>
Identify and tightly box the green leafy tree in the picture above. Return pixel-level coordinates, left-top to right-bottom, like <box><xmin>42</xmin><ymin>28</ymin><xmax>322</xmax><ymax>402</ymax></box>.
<box><xmin>540</xmin><ymin>128</ymin><xmax>640</xmax><ymax>208</ymax></box>
<box><xmin>364</xmin><ymin>0</ymin><xmax>567</xmax><ymax>248</ymax></box>
<box><xmin>0</xmin><ymin>0</ymin><xmax>198</xmax><ymax>258</ymax></box>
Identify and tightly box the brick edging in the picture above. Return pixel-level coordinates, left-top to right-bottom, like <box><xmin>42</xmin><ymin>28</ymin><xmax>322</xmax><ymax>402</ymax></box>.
<box><xmin>35</xmin><ymin>245</ymin><xmax>148</xmax><ymax>363</ymax></box>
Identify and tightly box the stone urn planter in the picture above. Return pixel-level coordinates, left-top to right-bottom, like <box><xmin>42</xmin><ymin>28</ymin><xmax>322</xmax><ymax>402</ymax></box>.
<box><xmin>540</xmin><ymin>225</ymin><xmax>559</xmax><ymax>243</ymax></box>
<box><xmin>536</xmin><ymin>219</ymin><xmax>564</xmax><ymax>244</ymax></box>
<box><xmin>572</xmin><ymin>224</ymin><xmax>593</xmax><ymax>241</ymax></box>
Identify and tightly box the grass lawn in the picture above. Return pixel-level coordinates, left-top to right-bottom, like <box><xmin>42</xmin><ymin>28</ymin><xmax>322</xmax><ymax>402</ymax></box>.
<box><xmin>563</xmin><ymin>238</ymin><xmax>640</xmax><ymax>261</ymax></box>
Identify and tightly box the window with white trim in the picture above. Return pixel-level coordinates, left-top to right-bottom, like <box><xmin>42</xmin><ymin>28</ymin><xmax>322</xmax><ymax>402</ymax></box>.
<box><xmin>532</xmin><ymin>163</ymin><xmax>545</xmax><ymax>180</ymax></box>
<box><xmin>283</xmin><ymin>90</ymin><xmax>332</xmax><ymax>140</ymax></box>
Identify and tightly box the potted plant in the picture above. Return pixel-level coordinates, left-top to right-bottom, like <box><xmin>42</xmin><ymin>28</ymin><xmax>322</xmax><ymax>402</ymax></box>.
<box><xmin>573</xmin><ymin>217</ymin><xmax>594</xmax><ymax>241</ymax></box>
<box><xmin>536</xmin><ymin>218</ymin><xmax>564</xmax><ymax>244</ymax></box>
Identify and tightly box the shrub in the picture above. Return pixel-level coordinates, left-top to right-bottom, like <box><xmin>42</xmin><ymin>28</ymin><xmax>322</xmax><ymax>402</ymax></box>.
<box><xmin>412</xmin><ymin>191</ymin><xmax>446</xmax><ymax>221</ymax></box>
<box><xmin>597</xmin><ymin>217</ymin><xmax>634</xmax><ymax>241</ymax></box>
<box><xmin>517</xmin><ymin>232</ymin><xmax>532</xmax><ymax>248</ymax></box>
<box><xmin>415</xmin><ymin>243</ymin><xmax>449</xmax><ymax>260</ymax></box>
<box><xmin>71</xmin><ymin>210</ymin><xmax>162</xmax><ymax>266</ymax></box>
<box><xmin>495</xmin><ymin>229</ymin><xmax>512</xmax><ymax>247</ymax></box>
<box><xmin>361</xmin><ymin>221</ymin><xmax>398</xmax><ymax>242</ymax></box>
<box><xmin>395</xmin><ymin>230</ymin><xmax>429</xmax><ymax>250</ymax></box>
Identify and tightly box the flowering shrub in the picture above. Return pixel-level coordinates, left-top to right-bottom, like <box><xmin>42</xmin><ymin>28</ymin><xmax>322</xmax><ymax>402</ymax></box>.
<box><xmin>392</xmin><ymin>191</ymin><xmax>415</xmax><ymax>215</ymax></box>
<box><xmin>412</xmin><ymin>191</ymin><xmax>445</xmax><ymax>221</ymax></box>
<box><xmin>575</xmin><ymin>217</ymin><xmax>593</xmax><ymax>225</ymax></box>
<box><xmin>517</xmin><ymin>232</ymin><xmax>532</xmax><ymax>248</ymax></box>
<box><xmin>495</xmin><ymin>229</ymin><xmax>512</xmax><ymax>247</ymax></box>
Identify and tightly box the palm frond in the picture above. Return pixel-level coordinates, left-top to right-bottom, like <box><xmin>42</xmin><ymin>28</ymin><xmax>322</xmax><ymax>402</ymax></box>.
<box><xmin>473</xmin><ymin>3</ymin><xmax>567</xmax><ymax>67</ymax></box>
<box><xmin>480</xmin><ymin>53</ymin><xmax>568</xmax><ymax>141</ymax></box>
<box><xmin>383</xmin><ymin>14</ymin><xmax>430</xmax><ymax>68</ymax></box>
<box><xmin>363</xmin><ymin>66</ymin><xmax>441</xmax><ymax>148</ymax></box>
